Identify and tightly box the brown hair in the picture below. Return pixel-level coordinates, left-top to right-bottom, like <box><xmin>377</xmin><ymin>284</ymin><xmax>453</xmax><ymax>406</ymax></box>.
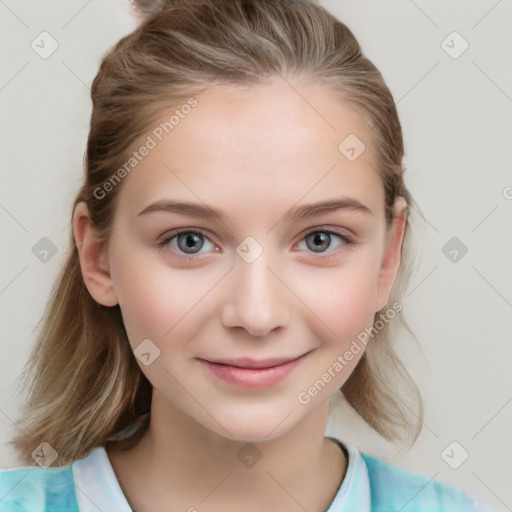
<box><xmin>11</xmin><ymin>0</ymin><xmax>423</xmax><ymax>466</ymax></box>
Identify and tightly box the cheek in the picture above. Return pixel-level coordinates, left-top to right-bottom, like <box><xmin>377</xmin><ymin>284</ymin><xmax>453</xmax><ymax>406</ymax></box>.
<box><xmin>111</xmin><ymin>249</ymin><xmax>216</xmax><ymax>344</ymax></box>
<box><xmin>294</xmin><ymin>257</ymin><xmax>381</xmax><ymax>345</ymax></box>
<box><xmin>111</xmin><ymin>233</ymin><xmax>382</xmax><ymax>346</ymax></box>
<box><xmin>325</xmin><ymin>287</ymin><xmax>377</xmax><ymax>352</ymax></box>
<box><xmin>293</xmin><ymin>265</ymin><xmax>379</xmax><ymax>405</ymax></box>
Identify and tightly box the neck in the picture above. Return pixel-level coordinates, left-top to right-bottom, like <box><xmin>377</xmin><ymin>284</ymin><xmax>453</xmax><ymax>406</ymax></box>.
<box><xmin>107</xmin><ymin>390</ymin><xmax>346</xmax><ymax>512</ymax></box>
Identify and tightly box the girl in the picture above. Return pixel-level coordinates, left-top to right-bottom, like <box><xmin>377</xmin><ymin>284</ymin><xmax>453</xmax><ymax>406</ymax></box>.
<box><xmin>0</xmin><ymin>0</ymin><xmax>494</xmax><ymax>510</ymax></box>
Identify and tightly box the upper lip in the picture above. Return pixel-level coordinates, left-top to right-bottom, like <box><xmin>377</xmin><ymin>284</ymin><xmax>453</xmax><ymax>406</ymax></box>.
<box><xmin>201</xmin><ymin>354</ymin><xmax>306</xmax><ymax>369</ymax></box>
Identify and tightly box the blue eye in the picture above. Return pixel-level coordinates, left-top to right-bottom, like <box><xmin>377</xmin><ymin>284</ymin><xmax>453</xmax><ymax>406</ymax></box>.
<box><xmin>298</xmin><ymin>229</ymin><xmax>355</xmax><ymax>257</ymax></box>
<box><xmin>158</xmin><ymin>228</ymin><xmax>355</xmax><ymax>258</ymax></box>
<box><xmin>158</xmin><ymin>230</ymin><xmax>216</xmax><ymax>255</ymax></box>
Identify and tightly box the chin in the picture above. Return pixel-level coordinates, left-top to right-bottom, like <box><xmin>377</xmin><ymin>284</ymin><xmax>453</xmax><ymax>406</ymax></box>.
<box><xmin>200</xmin><ymin>406</ymin><xmax>299</xmax><ymax>444</ymax></box>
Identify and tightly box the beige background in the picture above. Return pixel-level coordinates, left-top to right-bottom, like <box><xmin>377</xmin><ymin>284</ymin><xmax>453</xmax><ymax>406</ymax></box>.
<box><xmin>0</xmin><ymin>1</ymin><xmax>510</xmax><ymax>510</ymax></box>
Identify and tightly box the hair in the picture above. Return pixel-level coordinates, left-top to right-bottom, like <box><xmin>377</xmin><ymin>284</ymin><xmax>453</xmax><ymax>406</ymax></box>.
<box><xmin>10</xmin><ymin>0</ymin><xmax>424</xmax><ymax>466</ymax></box>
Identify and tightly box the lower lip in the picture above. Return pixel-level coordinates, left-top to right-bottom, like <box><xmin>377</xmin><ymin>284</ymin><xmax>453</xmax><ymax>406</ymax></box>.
<box><xmin>199</xmin><ymin>355</ymin><xmax>307</xmax><ymax>389</ymax></box>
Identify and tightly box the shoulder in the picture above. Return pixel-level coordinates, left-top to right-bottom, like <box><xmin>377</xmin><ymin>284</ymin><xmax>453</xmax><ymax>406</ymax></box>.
<box><xmin>0</xmin><ymin>463</ymin><xmax>79</xmax><ymax>512</ymax></box>
<box><xmin>361</xmin><ymin>452</ymin><xmax>492</xmax><ymax>512</ymax></box>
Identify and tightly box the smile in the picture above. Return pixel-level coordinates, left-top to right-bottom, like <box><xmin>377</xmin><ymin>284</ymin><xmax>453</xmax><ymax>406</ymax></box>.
<box><xmin>197</xmin><ymin>353</ymin><xmax>309</xmax><ymax>389</ymax></box>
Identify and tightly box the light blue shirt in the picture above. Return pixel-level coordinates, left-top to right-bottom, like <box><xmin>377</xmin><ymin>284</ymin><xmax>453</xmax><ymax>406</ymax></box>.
<box><xmin>0</xmin><ymin>437</ymin><xmax>494</xmax><ymax>511</ymax></box>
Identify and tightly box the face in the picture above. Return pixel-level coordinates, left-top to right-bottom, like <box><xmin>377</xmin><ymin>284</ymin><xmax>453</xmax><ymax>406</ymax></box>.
<box><xmin>80</xmin><ymin>80</ymin><xmax>406</xmax><ymax>442</ymax></box>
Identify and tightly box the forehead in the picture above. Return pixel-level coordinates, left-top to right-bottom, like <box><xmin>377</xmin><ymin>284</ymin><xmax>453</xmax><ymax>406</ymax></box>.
<box><xmin>115</xmin><ymin>81</ymin><xmax>384</xmax><ymax>220</ymax></box>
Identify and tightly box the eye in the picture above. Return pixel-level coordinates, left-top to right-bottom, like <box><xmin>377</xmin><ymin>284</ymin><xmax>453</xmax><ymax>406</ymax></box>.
<box><xmin>158</xmin><ymin>230</ymin><xmax>217</xmax><ymax>256</ymax></box>
<box><xmin>297</xmin><ymin>229</ymin><xmax>355</xmax><ymax>257</ymax></box>
<box><xmin>157</xmin><ymin>227</ymin><xmax>356</xmax><ymax>258</ymax></box>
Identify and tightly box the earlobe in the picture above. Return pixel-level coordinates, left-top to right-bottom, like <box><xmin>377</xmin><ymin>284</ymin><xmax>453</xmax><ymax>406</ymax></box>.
<box><xmin>72</xmin><ymin>201</ymin><xmax>118</xmax><ymax>307</ymax></box>
<box><xmin>375</xmin><ymin>196</ymin><xmax>408</xmax><ymax>312</ymax></box>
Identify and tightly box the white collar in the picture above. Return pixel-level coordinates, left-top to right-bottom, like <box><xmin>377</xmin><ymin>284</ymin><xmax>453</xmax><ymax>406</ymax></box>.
<box><xmin>325</xmin><ymin>437</ymin><xmax>371</xmax><ymax>512</ymax></box>
<box><xmin>72</xmin><ymin>438</ymin><xmax>370</xmax><ymax>512</ymax></box>
<box><xmin>73</xmin><ymin>446</ymin><xmax>132</xmax><ymax>511</ymax></box>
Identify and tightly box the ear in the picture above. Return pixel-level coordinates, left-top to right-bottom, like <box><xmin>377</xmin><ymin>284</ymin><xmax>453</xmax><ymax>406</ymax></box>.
<box><xmin>374</xmin><ymin>196</ymin><xmax>408</xmax><ymax>312</ymax></box>
<box><xmin>72</xmin><ymin>201</ymin><xmax>118</xmax><ymax>307</ymax></box>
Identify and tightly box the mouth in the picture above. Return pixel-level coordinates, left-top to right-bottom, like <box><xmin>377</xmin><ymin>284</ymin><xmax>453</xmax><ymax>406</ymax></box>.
<box><xmin>203</xmin><ymin>355</ymin><xmax>306</xmax><ymax>369</ymax></box>
<box><xmin>197</xmin><ymin>352</ymin><xmax>310</xmax><ymax>389</ymax></box>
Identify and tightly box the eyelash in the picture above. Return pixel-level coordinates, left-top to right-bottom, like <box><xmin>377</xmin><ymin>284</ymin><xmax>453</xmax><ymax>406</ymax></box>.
<box><xmin>157</xmin><ymin>227</ymin><xmax>356</xmax><ymax>259</ymax></box>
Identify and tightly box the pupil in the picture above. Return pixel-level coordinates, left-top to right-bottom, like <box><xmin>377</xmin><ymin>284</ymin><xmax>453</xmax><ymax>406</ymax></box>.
<box><xmin>308</xmin><ymin>232</ymin><xmax>329</xmax><ymax>252</ymax></box>
<box><xmin>179</xmin><ymin>233</ymin><xmax>203</xmax><ymax>253</ymax></box>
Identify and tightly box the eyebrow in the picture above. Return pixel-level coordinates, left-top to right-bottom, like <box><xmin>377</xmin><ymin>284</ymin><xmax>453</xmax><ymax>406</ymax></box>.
<box><xmin>137</xmin><ymin>197</ymin><xmax>373</xmax><ymax>224</ymax></box>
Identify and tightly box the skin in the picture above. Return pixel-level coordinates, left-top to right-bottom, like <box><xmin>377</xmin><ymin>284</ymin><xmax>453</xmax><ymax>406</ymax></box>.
<box><xmin>73</xmin><ymin>79</ymin><xmax>407</xmax><ymax>512</ymax></box>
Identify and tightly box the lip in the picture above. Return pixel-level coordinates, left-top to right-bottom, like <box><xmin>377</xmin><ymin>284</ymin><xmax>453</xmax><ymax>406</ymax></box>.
<box><xmin>205</xmin><ymin>356</ymin><xmax>304</xmax><ymax>369</ymax></box>
<box><xmin>198</xmin><ymin>353</ymin><xmax>309</xmax><ymax>389</ymax></box>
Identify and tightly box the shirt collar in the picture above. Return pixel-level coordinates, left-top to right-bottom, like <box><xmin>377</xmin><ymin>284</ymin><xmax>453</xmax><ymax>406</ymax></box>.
<box><xmin>325</xmin><ymin>437</ymin><xmax>371</xmax><ymax>512</ymax></box>
<box><xmin>72</xmin><ymin>438</ymin><xmax>370</xmax><ymax>512</ymax></box>
<box><xmin>73</xmin><ymin>446</ymin><xmax>132</xmax><ymax>511</ymax></box>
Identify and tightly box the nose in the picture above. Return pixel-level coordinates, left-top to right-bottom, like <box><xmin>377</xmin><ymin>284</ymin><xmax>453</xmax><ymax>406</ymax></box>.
<box><xmin>221</xmin><ymin>250</ymin><xmax>291</xmax><ymax>338</ymax></box>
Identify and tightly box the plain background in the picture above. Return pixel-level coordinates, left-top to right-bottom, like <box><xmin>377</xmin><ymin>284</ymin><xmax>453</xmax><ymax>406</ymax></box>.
<box><xmin>0</xmin><ymin>1</ymin><xmax>510</xmax><ymax>510</ymax></box>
